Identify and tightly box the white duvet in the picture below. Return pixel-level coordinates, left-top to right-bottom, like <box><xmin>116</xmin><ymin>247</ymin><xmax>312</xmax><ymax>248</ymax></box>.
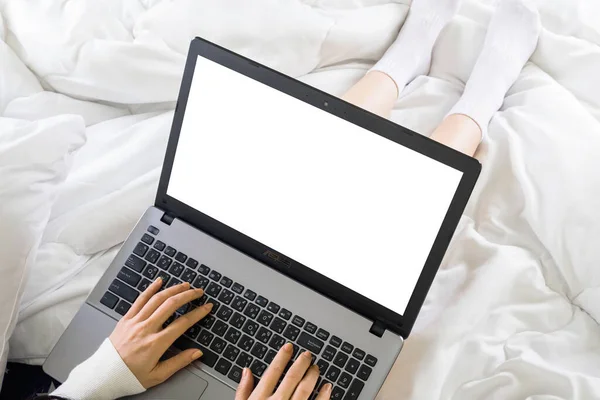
<box><xmin>2</xmin><ymin>0</ymin><xmax>600</xmax><ymax>398</ymax></box>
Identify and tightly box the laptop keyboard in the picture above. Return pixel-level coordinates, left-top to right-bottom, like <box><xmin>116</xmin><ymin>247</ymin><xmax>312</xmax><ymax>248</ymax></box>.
<box><xmin>100</xmin><ymin>225</ymin><xmax>378</xmax><ymax>400</ymax></box>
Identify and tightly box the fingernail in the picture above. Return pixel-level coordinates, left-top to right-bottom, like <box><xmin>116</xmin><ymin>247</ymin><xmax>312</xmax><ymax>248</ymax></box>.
<box><xmin>205</xmin><ymin>302</ymin><xmax>214</xmax><ymax>309</ymax></box>
<box><xmin>323</xmin><ymin>383</ymin><xmax>332</xmax><ymax>393</ymax></box>
<box><xmin>304</xmin><ymin>351</ymin><xmax>312</xmax><ymax>358</ymax></box>
<box><xmin>154</xmin><ymin>277</ymin><xmax>162</xmax><ymax>283</ymax></box>
<box><xmin>283</xmin><ymin>343</ymin><xmax>293</xmax><ymax>352</ymax></box>
<box><xmin>192</xmin><ymin>350</ymin><xmax>203</xmax><ymax>360</ymax></box>
<box><xmin>242</xmin><ymin>367</ymin><xmax>250</xmax><ymax>378</ymax></box>
<box><xmin>196</xmin><ymin>288</ymin><xmax>204</xmax><ymax>293</ymax></box>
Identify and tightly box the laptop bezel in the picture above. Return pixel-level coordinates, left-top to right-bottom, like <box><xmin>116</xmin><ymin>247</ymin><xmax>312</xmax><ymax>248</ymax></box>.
<box><xmin>156</xmin><ymin>37</ymin><xmax>481</xmax><ymax>339</ymax></box>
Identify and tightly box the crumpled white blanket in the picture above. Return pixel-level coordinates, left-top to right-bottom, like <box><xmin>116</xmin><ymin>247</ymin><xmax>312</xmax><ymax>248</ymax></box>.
<box><xmin>2</xmin><ymin>0</ymin><xmax>600</xmax><ymax>398</ymax></box>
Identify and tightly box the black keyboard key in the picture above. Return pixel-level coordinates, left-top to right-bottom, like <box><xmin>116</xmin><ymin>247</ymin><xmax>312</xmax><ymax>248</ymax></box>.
<box><xmin>316</xmin><ymin>359</ymin><xmax>330</xmax><ymax>376</ymax></box>
<box><xmin>224</xmin><ymin>345</ymin><xmax>241</xmax><ymax>362</ymax></box>
<box><xmin>157</xmin><ymin>255</ymin><xmax>172</xmax><ymax>270</ymax></box>
<box><xmin>198</xmin><ymin>329</ymin><xmax>214</xmax><ymax>346</ymax></box>
<box><xmin>173</xmin><ymin>336</ymin><xmax>217</xmax><ymax>368</ymax></box>
<box><xmin>257</xmin><ymin>310</ymin><xmax>274</xmax><ymax>326</ymax></box>
<box><xmin>268</xmin><ymin>334</ymin><xmax>286</xmax><ymax>350</ymax></box>
<box><xmin>316</xmin><ymin>329</ymin><xmax>330</xmax><ymax>341</ymax></box>
<box><xmin>264</xmin><ymin>349</ymin><xmax>278</xmax><ymax>364</ymax></box>
<box><xmin>230</xmin><ymin>312</ymin><xmax>246</xmax><ymax>329</ymax></box>
<box><xmin>242</xmin><ymin>320</ymin><xmax>259</xmax><ymax>336</ymax></box>
<box><xmin>109</xmin><ymin>279</ymin><xmax>139</xmax><ymax>303</ymax></box>
<box><xmin>156</xmin><ymin>271</ymin><xmax>170</xmax><ymax>287</ymax></box>
<box><xmin>352</xmin><ymin>348</ymin><xmax>365</xmax><ymax>361</ymax></box>
<box><xmin>206</xmin><ymin>297</ymin><xmax>221</xmax><ymax>312</ymax></box>
<box><xmin>133</xmin><ymin>242</ymin><xmax>148</xmax><ymax>257</ymax></box>
<box><xmin>142</xmin><ymin>265</ymin><xmax>158</xmax><ymax>280</ymax></box>
<box><xmin>231</xmin><ymin>296</ymin><xmax>248</xmax><ymax>312</ymax></box>
<box><xmin>177</xmin><ymin>303</ymin><xmax>190</xmax><ymax>314</ymax></box>
<box><xmin>216</xmin><ymin>306</ymin><xmax>233</xmax><ymax>321</ymax></box>
<box><xmin>228</xmin><ymin>365</ymin><xmax>243</xmax><ymax>383</ymax></box>
<box><xmin>218</xmin><ymin>289</ymin><xmax>235</xmax><ymax>305</ymax></box>
<box><xmin>255</xmin><ymin>327</ymin><xmax>272</xmax><ymax>344</ymax></box>
<box><xmin>165</xmin><ymin>246</ymin><xmax>177</xmax><ymax>257</ymax></box>
<box><xmin>297</xmin><ymin>332</ymin><xmax>324</xmax><ymax>354</ymax></box>
<box><xmin>364</xmin><ymin>354</ymin><xmax>377</xmax><ymax>367</ymax></box>
<box><xmin>199</xmin><ymin>315</ymin><xmax>215</xmax><ymax>329</ymax></box>
<box><xmin>330</xmin><ymin>336</ymin><xmax>342</xmax><ymax>348</ymax></box>
<box><xmin>141</xmin><ymin>233</ymin><xmax>154</xmax><ymax>245</ymax></box>
<box><xmin>250</xmin><ymin>342</ymin><xmax>268</xmax><ymax>359</ymax></box>
<box><xmin>322</xmin><ymin>345</ymin><xmax>336</xmax><ymax>361</ymax></box>
<box><xmin>206</xmin><ymin>282</ymin><xmax>222</xmax><ymax>297</ymax></box>
<box><xmin>153</xmin><ymin>240</ymin><xmax>166</xmax><ymax>251</ymax></box>
<box><xmin>236</xmin><ymin>352</ymin><xmax>253</xmax><ymax>368</ymax></box>
<box><xmin>144</xmin><ymin>249</ymin><xmax>160</xmax><ymax>264</ymax></box>
<box><xmin>255</xmin><ymin>295</ymin><xmax>268</xmax><ymax>307</ymax></box>
<box><xmin>343</xmin><ymin>379</ymin><xmax>364</xmax><ymax>400</ymax></box>
<box><xmin>244</xmin><ymin>303</ymin><xmax>261</xmax><ymax>319</ymax></box>
<box><xmin>166</xmin><ymin>278</ymin><xmax>182</xmax><ymax>288</ymax></box>
<box><xmin>175</xmin><ymin>252</ymin><xmax>187</xmax><ymax>263</ymax></box>
<box><xmin>341</xmin><ymin>342</ymin><xmax>354</xmax><ymax>354</ymax></box>
<box><xmin>210</xmin><ymin>337</ymin><xmax>227</xmax><ymax>354</ymax></box>
<box><xmin>279</xmin><ymin>308</ymin><xmax>292</xmax><ymax>320</ymax></box>
<box><xmin>291</xmin><ymin>343</ymin><xmax>300</xmax><ymax>358</ymax></box>
<box><xmin>270</xmin><ymin>317</ymin><xmax>286</xmax><ymax>334</ymax></box>
<box><xmin>185</xmin><ymin>258</ymin><xmax>198</xmax><ymax>269</ymax></box>
<box><xmin>232</xmin><ymin>282</ymin><xmax>244</xmax><ymax>294</ymax></box>
<box><xmin>283</xmin><ymin>325</ymin><xmax>300</xmax><ymax>341</ymax></box>
<box><xmin>198</xmin><ymin>264</ymin><xmax>210</xmax><ymax>275</ymax></box>
<box><xmin>169</xmin><ymin>262</ymin><xmax>185</xmax><ymax>277</ymax></box>
<box><xmin>100</xmin><ymin>292</ymin><xmax>118</xmax><ymax>309</ymax></box>
<box><xmin>125</xmin><ymin>254</ymin><xmax>146</xmax><ymax>272</ymax></box>
<box><xmin>137</xmin><ymin>278</ymin><xmax>152</xmax><ymax>291</ymax></box>
<box><xmin>220</xmin><ymin>276</ymin><xmax>233</xmax><ymax>288</ymax></box>
<box><xmin>304</xmin><ymin>322</ymin><xmax>317</xmax><ymax>334</ymax></box>
<box><xmin>345</xmin><ymin>358</ymin><xmax>360</xmax><ymax>374</ymax></box>
<box><xmin>292</xmin><ymin>316</ymin><xmax>305</xmax><ymax>327</ymax></box>
<box><xmin>118</xmin><ymin>267</ymin><xmax>141</xmax><ymax>287</ymax></box>
<box><xmin>224</xmin><ymin>327</ymin><xmax>242</xmax><ymax>344</ymax></box>
<box><xmin>185</xmin><ymin>324</ymin><xmax>201</xmax><ymax>340</ymax></box>
<box><xmin>243</xmin><ymin>289</ymin><xmax>257</xmax><ymax>301</ymax></box>
<box><xmin>250</xmin><ymin>359</ymin><xmax>267</xmax><ymax>377</ymax></box>
<box><xmin>115</xmin><ymin>300</ymin><xmax>131</xmax><ymax>316</ymax></box>
<box><xmin>338</xmin><ymin>372</ymin><xmax>352</xmax><ymax>389</ymax></box>
<box><xmin>333</xmin><ymin>352</ymin><xmax>348</xmax><ymax>368</ymax></box>
<box><xmin>215</xmin><ymin>358</ymin><xmax>232</xmax><ymax>376</ymax></box>
<box><xmin>331</xmin><ymin>386</ymin><xmax>345</xmax><ymax>400</ymax></box>
<box><xmin>193</xmin><ymin>276</ymin><xmax>209</xmax><ymax>289</ymax></box>
<box><xmin>181</xmin><ymin>268</ymin><xmax>197</xmax><ymax>284</ymax></box>
<box><xmin>209</xmin><ymin>270</ymin><xmax>222</xmax><ymax>281</ymax></box>
<box><xmin>357</xmin><ymin>364</ymin><xmax>372</xmax><ymax>381</ymax></box>
<box><xmin>239</xmin><ymin>335</ymin><xmax>255</xmax><ymax>352</ymax></box>
<box><xmin>212</xmin><ymin>320</ymin><xmax>228</xmax><ymax>336</ymax></box>
<box><xmin>266</xmin><ymin>302</ymin><xmax>280</xmax><ymax>314</ymax></box>
<box><xmin>147</xmin><ymin>225</ymin><xmax>159</xmax><ymax>235</ymax></box>
<box><xmin>325</xmin><ymin>365</ymin><xmax>341</xmax><ymax>382</ymax></box>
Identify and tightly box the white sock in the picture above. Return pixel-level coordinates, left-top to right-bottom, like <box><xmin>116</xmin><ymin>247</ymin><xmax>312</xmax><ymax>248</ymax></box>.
<box><xmin>448</xmin><ymin>0</ymin><xmax>541</xmax><ymax>140</ymax></box>
<box><xmin>369</xmin><ymin>0</ymin><xmax>460</xmax><ymax>96</ymax></box>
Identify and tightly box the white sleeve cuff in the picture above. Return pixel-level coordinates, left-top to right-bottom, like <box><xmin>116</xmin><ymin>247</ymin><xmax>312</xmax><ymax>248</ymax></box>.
<box><xmin>52</xmin><ymin>338</ymin><xmax>146</xmax><ymax>400</ymax></box>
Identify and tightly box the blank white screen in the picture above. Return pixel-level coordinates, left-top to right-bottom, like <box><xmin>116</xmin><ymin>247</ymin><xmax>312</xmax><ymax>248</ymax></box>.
<box><xmin>167</xmin><ymin>56</ymin><xmax>463</xmax><ymax>315</ymax></box>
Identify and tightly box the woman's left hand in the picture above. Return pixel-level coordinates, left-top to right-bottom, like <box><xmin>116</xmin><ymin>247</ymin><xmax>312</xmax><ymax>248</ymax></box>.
<box><xmin>109</xmin><ymin>277</ymin><xmax>213</xmax><ymax>388</ymax></box>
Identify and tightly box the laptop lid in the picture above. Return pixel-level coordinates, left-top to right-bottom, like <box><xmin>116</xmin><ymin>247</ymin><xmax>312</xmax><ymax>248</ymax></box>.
<box><xmin>156</xmin><ymin>37</ymin><xmax>480</xmax><ymax>339</ymax></box>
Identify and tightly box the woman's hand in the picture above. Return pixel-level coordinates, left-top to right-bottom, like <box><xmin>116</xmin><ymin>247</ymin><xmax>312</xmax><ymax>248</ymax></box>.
<box><xmin>235</xmin><ymin>343</ymin><xmax>332</xmax><ymax>400</ymax></box>
<box><xmin>109</xmin><ymin>277</ymin><xmax>213</xmax><ymax>388</ymax></box>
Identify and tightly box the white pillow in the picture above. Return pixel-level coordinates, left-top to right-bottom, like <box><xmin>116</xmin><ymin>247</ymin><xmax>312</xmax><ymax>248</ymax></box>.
<box><xmin>0</xmin><ymin>115</ymin><xmax>85</xmax><ymax>386</ymax></box>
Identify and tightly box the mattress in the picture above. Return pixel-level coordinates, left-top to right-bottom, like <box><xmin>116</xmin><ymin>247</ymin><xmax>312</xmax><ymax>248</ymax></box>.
<box><xmin>2</xmin><ymin>0</ymin><xmax>600</xmax><ymax>398</ymax></box>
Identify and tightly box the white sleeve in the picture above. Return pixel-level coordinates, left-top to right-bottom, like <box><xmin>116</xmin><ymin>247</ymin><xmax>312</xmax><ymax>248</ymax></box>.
<box><xmin>51</xmin><ymin>338</ymin><xmax>146</xmax><ymax>400</ymax></box>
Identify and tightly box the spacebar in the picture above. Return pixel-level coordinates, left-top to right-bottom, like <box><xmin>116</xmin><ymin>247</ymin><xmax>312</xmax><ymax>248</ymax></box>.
<box><xmin>297</xmin><ymin>332</ymin><xmax>324</xmax><ymax>354</ymax></box>
<box><xmin>174</xmin><ymin>336</ymin><xmax>218</xmax><ymax>367</ymax></box>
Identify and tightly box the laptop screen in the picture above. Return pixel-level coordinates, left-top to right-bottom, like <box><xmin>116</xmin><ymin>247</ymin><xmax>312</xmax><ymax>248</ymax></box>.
<box><xmin>167</xmin><ymin>56</ymin><xmax>463</xmax><ymax>316</ymax></box>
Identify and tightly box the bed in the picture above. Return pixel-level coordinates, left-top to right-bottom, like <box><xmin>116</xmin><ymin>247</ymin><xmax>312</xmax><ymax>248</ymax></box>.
<box><xmin>1</xmin><ymin>0</ymin><xmax>600</xmax><ymax>398</ymax></box>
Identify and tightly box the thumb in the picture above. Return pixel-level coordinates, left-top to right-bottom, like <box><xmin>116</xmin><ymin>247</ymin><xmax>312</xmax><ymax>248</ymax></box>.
<box><xmin>235</xmin><ymin>368</ymin><xmax>254</xmax><ymax>400</ymax></box>
<box><xmin>152</xmin><ymin>348</ymin><xmax>203</xmax><ymax>386</ymax></box>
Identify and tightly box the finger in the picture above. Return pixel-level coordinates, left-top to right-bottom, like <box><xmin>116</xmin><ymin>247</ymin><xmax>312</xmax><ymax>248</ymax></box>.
<box><xmin>148</xmin><ymin>287</ymin><xmax>205</xmax><ymax>328</ymax></box>
<box><xmin>315</xmin><ymin>383</ymin><xmax>333</xmax><ymax>400</ymax></box>
<box><xmin>150</xmin><ymin>348</ymin><xmax>203</xmax><ymax>387</ymax></box>
<box><xmin>234</xmin><ymin>368</ymin><xmax>254</xmax><ymax>400</ymax></box>
<box><xmin>135</xmin><ymin>282</ymin><xmax>191</xmax><ymax>320</ymax></box>
<box><xmin>161</xmin><ymin>302</ymin><xmax>213</xmax><ymax>341</ymax></box>
<box><xmin>253</xmin><ymin>343</ymin><xmax>293</xmax><ymax>396</ymax></box>
<box><xmin>291</xmin><ymin>365</ymin><xmax>319</xmax><ymax>400</ymax></box>
<box><xmin>124</xmin><ymin>277</ymin><xmax>162</xmax><ymax>319</ymax></box>
<box><xmin>275</xmin><ymin>350</ymin><xmax>313</xmax><ymax>399</ymax></box>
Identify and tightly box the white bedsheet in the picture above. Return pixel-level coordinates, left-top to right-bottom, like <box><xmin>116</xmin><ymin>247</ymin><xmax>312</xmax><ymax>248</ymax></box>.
<box><xmin>2</xmin><ymin>0</ymin><xmax>600</xmax><ymax>398</ymax></box>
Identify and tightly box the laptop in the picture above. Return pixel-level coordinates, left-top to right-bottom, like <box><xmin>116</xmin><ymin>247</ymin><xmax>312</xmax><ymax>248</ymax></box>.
<box><xmin>44</xmin><ymin>37</ymin><xmax>481</xmax><ymax>400</ymax></box>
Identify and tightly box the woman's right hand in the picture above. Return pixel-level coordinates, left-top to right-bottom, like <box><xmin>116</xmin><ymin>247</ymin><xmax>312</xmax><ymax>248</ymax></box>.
<box><xmin>235</xmin><ymin>344</ymin><xmax>332</xmax><ymax>400</ymax></box>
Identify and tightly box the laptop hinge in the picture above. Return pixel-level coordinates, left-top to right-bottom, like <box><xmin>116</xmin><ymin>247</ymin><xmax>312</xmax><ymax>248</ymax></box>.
<box><xmin>160</xmin><ymin>211</ymin><xmax>176</xmax><ymax>226</ymax></box>
<box><xmin>369</xmin><ymin>320</ymin><xmax>386</xmax><ymax>338</ymax></box>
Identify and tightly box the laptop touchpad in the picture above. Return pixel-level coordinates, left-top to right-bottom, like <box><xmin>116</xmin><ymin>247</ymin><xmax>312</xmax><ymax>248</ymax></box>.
<box><xmin>126</xmin><ymin>369</ymin><xmax>208</xmax><ymax>400</ymax></box>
